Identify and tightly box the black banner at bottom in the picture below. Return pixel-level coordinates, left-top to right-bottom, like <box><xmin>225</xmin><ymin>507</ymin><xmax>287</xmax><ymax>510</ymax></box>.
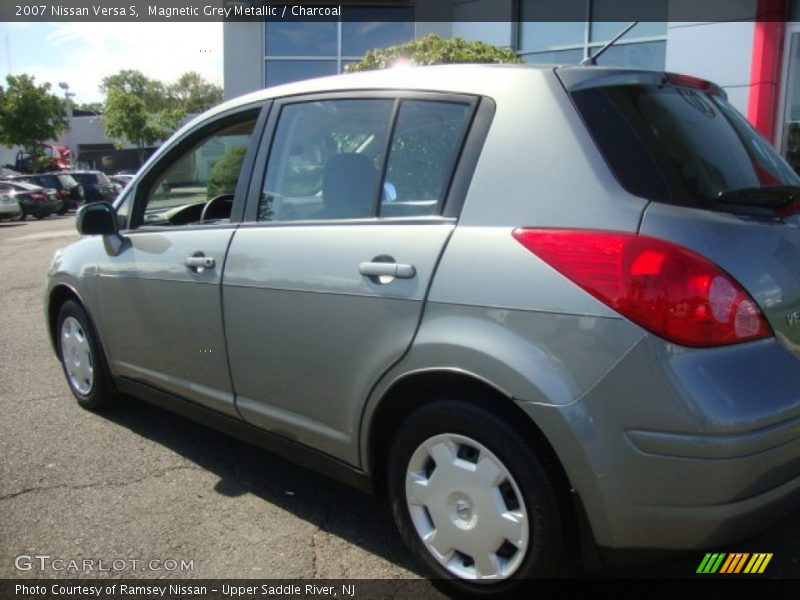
<box><xmin>4</xmin><ymin>578</ymin><xmax>800</xmax><ymax>600</ymax></box>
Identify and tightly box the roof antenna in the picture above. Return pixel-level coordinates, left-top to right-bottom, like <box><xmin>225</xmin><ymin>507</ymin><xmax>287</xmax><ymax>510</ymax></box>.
<box><xmin>579</xmin><ymin>21</ymin><xmax>638</xmax><ymax>66</ymax></box>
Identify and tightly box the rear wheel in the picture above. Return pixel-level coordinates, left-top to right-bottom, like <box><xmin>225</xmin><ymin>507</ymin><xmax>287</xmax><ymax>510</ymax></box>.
<box><xmin>57</xmin><ymin>300</ymin><xmax>117</xmax><ymax>410</ymax></box>
<box><xmin>387</xmin><ymin>401</ymin><xmax>575</xmax><ymax>595</ymax></box>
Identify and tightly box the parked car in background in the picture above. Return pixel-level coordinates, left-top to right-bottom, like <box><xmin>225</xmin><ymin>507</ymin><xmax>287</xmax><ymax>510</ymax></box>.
<box><xmin>46</xmin><ymin>65</ymin><xmax>800</xmax><ymax>595</ymax></box>
<box><xmin>67</xmin><ymin>170</ymin><xmax>117</xmax><ymax>204</ymax></box>
<box><xmin>8</xmin><ymin>172</ymin><xmax>84</xmax><ymax>214</ymax></box>
<box><xmin>0</xmin><ymin>180</ymin><xmax>61</xmax><ymax>220</ymax></box>
<box><xmin>0</xmin><ymin>188</ymin><xmax>22</xmax><ymax>221</ymax></box>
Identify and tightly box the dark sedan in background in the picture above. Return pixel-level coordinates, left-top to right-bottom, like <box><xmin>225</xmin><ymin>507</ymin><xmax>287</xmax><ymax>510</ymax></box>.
<box><xmin>68</xmin><ymin>170</ymin><xmax>117</xmax><ymax>204</ymax></box>
<box><xmin>8</xmin><ymin>173</ymin><xmax>84</xmax><ymax>213</ymax></box>
<box><xmin>0</xmin><ymin>180</ymin><xmax>61</xmax><ymax>220</ymax></box>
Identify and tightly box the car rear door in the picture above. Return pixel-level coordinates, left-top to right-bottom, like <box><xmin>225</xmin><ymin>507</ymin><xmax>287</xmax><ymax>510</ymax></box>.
<box><xmin>222</xmin><ymin>92</ymin><xmax>488</xmax><ymax>463</ymax></box>
<box><xmin>94</xmin><ymin>103</ymin><xmax>269</xmax><ymax>417</ymax></box>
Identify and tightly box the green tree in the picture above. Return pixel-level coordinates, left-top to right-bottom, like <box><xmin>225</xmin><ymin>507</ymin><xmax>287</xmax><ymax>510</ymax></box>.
<box><xmin>169</xmin><ymin>71</ymin><xmax>223</xmax><ymax>113</ymax></box>
<box><xmin>0</xmin><ymin>74</ymin><xmax>67</xmax><ymax>166</ymax></box>
<box><xmin>103</xmin><ymin>88</ymin><xmax>181</xmax><ymax>166</ymax></box>
<box><xmin>347</xmin><ymin>34</ymin><xmax>521</xmax><ymax>72</ymax></box>
<box><xmin>101</xmin><ymin>69</ymin><xmax>222</xmax><ymax>115</ymax></box>
<box><xmin>100</xmin><ymin>69</ymin><xmax>170</xmax><ymax>112</ymax></box>
<box><xmin>75</xmin><ymin>102</ymin><xmax>103</xmax><ymax>114</ymax></box>
<box><xmin>206</xmin><ymin>146</ymin><xmax>247</xmax><ymax>199</ymax></box>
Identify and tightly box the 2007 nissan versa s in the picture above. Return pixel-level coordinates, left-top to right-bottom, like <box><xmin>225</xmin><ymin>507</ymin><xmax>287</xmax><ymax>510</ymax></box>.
<box><xmin>46</xmin><ymin>64</ymin><xmax>800</xmax><ymax>593</ymax></box>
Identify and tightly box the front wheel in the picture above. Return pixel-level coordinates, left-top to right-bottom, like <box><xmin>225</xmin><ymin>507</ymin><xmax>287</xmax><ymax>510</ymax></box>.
<box><xmin>57</xmin><ymin>300</ymin><xmax>117</xmax><ymax>410</ymax></box>
<box><xmin>387</xmin><ymin>401</ymin><xmax>575</xmax><ymax>595</ymax></box>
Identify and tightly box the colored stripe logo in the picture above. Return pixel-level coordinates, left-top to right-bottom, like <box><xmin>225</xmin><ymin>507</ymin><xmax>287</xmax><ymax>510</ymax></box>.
<box><xmin>697</xmin><ymin>553</ymin><xmax>773</xmax><ymax>574</ymax></box>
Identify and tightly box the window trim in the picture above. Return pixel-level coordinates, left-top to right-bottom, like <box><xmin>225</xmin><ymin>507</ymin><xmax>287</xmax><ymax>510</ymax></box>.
<box><xmin>127</xmin><ymin>101</ymin><xmax>271</xmax><ymax>232</ymax></box>
<box><xmin>242</xmin><ymin>90</ymin><xmax>481</xmax><ymax>226</ymax></box>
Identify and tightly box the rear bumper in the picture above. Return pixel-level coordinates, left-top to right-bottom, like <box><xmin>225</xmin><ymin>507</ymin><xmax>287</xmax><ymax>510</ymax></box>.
<box><xmin>523</xmin><ymin>335</ymin><xmax>800</xmax><ymax>550</ymax></box>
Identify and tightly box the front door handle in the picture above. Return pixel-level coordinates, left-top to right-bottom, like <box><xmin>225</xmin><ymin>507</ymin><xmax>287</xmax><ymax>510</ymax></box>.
<box><xmin>186</xmin><ymin>253</ymin><xmax>215</xmax><ymax>273</ymax></box>
<box><xmin>359</xmin><ymin>261</ymin><xmax>416</xmax><ymax>279</ymax></box>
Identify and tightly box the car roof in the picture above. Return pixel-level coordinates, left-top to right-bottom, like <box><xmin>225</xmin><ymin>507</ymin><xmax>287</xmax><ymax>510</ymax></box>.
<box><xmin>2</xmin><ymin>179</ymin><xmax>43</xmax><ymax>191</ymax></box>
<box><xmin>212</xmin><ymin>64</ymin><xmax>547</xmax><ymax>114</ymax></box>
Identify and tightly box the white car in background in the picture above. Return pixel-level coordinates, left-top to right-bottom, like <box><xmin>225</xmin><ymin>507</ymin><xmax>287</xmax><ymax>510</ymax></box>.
<box><xmin>0</xmin><ymin>189</ymin><xmax>22</xmax><ymax>221</ymax></box>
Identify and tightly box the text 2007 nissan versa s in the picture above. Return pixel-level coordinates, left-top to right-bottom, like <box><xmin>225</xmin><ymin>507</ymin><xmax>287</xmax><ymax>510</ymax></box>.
<box><xmin>46</xmin><ymin>65</ymin><xmax>800</xmax><ymax>594</ymax></box>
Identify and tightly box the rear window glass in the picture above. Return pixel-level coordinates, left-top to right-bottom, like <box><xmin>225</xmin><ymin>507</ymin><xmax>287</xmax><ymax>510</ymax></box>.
<box><xmin>32</xmin><ymin>175</ymin><xmax>60</xmax><ymax>188</ymax></box>
<box><xmin>570</xmin><ymin>84</ymin><xmax>800</xmax><ymax>207</ymax></box>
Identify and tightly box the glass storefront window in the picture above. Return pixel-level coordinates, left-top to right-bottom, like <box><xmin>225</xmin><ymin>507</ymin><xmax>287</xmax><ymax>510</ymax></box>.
<box><xmin>589</xmin><ymin>0</ymin><xmax>668</xmax><ymax>41</ymax></box>
<box><xmin>518</xmin><ymin>0</ymin><xmax>667</xmax><ymax>71</ymax></box>
<box><xmin>519</xmin><ymin>21</ymin><xmax>586</xmax><ymax>53</ymax></box>
<box><xmin>264</xmin><ymin>6</ymin><xmax>415</xmax><ymax>87</ymax></box>
<box><xmin>780</xmin><ymin>33</ymin><xmax>800</xmax><ymax>173</ymax></box>
<box><xmin>594</xmin><ymin>41</ymin><xmax>666</xmax><ymax>70</ymax></box>
<box><xmin>265</xmin><ymin>21</ymin><xmax>338</xmax><ymax>56</ymax></box>
<box><xmin>342</xmin><ymin>7</ymin><xmax>415</xmax><ymax>57</ymax></box>
<box><xmin>590</xmin><ymin>21</ymin><xmax>667</xmax><ymax>43</ymax></box>
<box><xmin>522</xmin><ymin>48</ymin><xmax>584</xmax><ymax>66</ymax></box>
<box><xmin>265</xmin><ymin>60</ymin><xmax>338</xmax><ymax>87</ymax></box>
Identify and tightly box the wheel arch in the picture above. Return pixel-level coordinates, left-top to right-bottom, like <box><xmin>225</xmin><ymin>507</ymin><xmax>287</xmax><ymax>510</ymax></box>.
<box><xmin>363</xmin><ymin>368</ymin><xmax>573</xmax><ymax>499</ymax></box>
<box><xmin>47</xmin><ymin>284</ymin><xmax>85</xmax><ymax>358</ymax></box>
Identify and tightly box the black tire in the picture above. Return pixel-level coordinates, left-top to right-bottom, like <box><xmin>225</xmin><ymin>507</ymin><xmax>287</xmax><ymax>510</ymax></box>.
<box><xmin>387</xmin><ymin>400</ymin><xmax>575</xmax><ymax>596</ymax></box>
<box><xmin>34</xmin><ymin>212</ymin><xmax>47</xmax><ymax>220</ymax></box>
<box><xmin>56</xmin><ymin>300</ymin><xmax>118</xmax><ymax>410</ymax></box>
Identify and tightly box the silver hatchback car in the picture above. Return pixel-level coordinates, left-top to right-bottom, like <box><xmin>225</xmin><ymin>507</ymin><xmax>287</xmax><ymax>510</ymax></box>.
<box><xmin>46</xmin><ymin>65</ymin><xmax>800</xmax><ymax>593</ymax></box>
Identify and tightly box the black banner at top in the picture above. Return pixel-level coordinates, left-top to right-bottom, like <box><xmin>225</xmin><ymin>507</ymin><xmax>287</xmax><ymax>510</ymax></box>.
<box><xmin>0</xmin><ymin>0</ymin><xmax>794</xmax><ymax>23</ymax></box>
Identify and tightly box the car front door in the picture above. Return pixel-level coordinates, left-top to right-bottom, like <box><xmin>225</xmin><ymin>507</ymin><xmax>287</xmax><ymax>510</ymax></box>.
<box><xmin>223</xmin><ymin>93</ymin><xmax>480</xmax><ymax>462</ymax></box>
<box><xmin>94</xmin><ymin>104</ymin><xmax>267</xmax><ymax>417</ymax></box>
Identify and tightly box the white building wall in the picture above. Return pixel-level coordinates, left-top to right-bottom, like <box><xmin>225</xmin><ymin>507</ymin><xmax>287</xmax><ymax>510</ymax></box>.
<box><xmin>223</xmin><ymin>21</ymin><xmax>265</xmax><ymax>99</ymax></box>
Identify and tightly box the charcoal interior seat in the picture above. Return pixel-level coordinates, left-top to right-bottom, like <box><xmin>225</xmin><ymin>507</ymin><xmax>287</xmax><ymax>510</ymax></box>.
<box><xmin>321</xmin><ymin>153</ymin><xmax>378</xmax><ymax>219</ymax></box>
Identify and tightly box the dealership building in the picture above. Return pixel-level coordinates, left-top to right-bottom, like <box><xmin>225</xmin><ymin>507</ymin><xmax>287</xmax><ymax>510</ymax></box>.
<box><xmin>223</xmin><ymin>0</ymin><xmax>800</xmax><ymax>172</ymax></box>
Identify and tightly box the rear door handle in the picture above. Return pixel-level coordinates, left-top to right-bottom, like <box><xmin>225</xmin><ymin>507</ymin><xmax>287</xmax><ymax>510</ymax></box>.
<box><xmin>186</xmin><ymin>253</ymin><xmax>215</xmax><ymax>272</ymax></box>
<box><xmin>359</xmin><ymin>261</ymin><xmax>416</xmax><ymax>279</ymax></box>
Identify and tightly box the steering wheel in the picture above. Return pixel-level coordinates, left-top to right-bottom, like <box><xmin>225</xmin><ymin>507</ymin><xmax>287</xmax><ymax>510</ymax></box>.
<box><xmin>200</xmin><ymin>194</ymin><xmax>234</xmax><ymax>223</ymax></box>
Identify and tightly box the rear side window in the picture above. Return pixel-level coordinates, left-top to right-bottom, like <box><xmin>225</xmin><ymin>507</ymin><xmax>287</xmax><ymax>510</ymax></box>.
<box><xmin>570</xmin><ymin>84</ymin><xmax>800</xmax><ymax>208</ymax></box>
<box><xmin>36</xmin><ymin>175</ymin><xmax>60</xmax><ymax>188</ymax></box>
<box><xmin>258</xmin><ymin>96</ymin><xmax>473</xmax><ymax>222</ymax></box>
<box><xmin>382</xmin><ymin>100</ymin><xmax>471</xmax><ymax>217</ymax></box>
<box><xmin>260</xmin><ymin>99</ymin><xmax>394</xmax><ymax>221</ymax></box>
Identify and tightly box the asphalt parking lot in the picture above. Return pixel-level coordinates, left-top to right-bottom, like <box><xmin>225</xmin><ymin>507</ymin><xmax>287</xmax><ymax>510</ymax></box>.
<box><xmin>1</xmin><ymin>216</ymin><xmax>799</xmax><ymax>586</ymax></box>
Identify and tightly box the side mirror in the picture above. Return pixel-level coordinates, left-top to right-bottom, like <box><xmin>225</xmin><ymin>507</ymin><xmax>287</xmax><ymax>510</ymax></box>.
<box><xmin>76</xmin><ymin>202</ymin><xmax>118</xmax><ymax>236</ymax></box>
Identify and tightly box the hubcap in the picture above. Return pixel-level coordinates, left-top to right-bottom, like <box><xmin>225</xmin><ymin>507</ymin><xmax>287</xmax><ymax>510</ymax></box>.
<box><xmin>60</xmin><ymin>316</ymin><xmax>94</xmax><ymax>396</ymax></box>
<box><xmin>405</xmin><ymin>433</ymin><xmax>529</xmax><ymax>581</ymax></box>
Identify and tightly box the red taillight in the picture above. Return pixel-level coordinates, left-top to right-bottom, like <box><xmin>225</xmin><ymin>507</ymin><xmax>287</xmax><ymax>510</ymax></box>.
<box><xmin>30</xmin><ymin>192</ymin><xmax>45</xmax><ymax>200</ymax></box>
<box><xmin>512</xmin><ymin>229</ymin><xmax>772</xmax><ymax>347</ymax></box>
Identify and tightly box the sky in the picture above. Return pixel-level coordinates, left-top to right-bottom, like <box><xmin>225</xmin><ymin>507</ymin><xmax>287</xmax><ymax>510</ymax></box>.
<box><xmin>0</xmin><ymin>22</ymin><xmax>223</xmax><ymax>105</ymax></box>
